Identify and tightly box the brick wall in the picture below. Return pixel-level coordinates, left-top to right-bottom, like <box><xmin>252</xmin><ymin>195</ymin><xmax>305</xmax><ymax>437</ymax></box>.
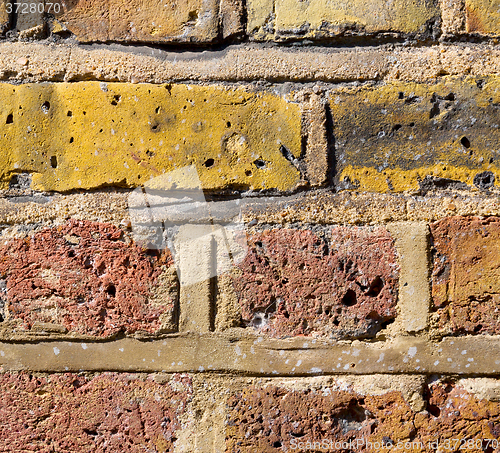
<box><xmin>0</xmin><ymin>1</ymin><xmax>499</xmax><ymax>452</ymax></box>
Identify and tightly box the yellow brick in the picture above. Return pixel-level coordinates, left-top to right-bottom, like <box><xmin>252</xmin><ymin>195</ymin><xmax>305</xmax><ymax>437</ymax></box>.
<box><xmin>54</xmin><ymin>0</ymin><xmax>219</xmax><ymax>43</ymax></box>
<box><xmin>466</xmin><ymin>0</ymin><xmax>500</xmax><ymax>34</ymax></box>
<box><xmin>249</xmin><ymin>0</ymin><xmax>439</xmax><ymax>40</ymax></box>
<box><xmin>330</xmin><ymin>77</ymin><xmax>500</xmax><ymax>193</ymax></box>
<box><xmin>0</xmin><ymin>82</ymin><xmax>302</xmax><ymax>192</ymax></box>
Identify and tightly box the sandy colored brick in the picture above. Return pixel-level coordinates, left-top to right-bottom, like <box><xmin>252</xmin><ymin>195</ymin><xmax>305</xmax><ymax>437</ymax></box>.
<box><xmin>54</xmin><ymin>0</ymin><xmax>219</xmax><ymax>43</ymax></box>
<box><xmin>0</xmin><ymin>82</ymin><xmax>302</xmax><ymax>192</ymax></box>
<box><xmin>248</xmin><ymin>0</ymin><xmax>440</xmax><ymax>40</ymax></box>
<box><xmin>330</xmin><ymin>76</ymin><xmax>500</xmax><ymax>193</ymax></box>
<box><xmin>466</xmin><ymin>0</ymin><xmax>500</xmax><ymax>34</ymax></box>
<box><xmin>430</xmin><ymin>216</ymin><xmax>500</xmax><ymax>335</ymax></box>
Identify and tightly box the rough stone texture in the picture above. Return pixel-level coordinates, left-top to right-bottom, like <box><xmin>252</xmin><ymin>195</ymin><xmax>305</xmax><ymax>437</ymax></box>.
<box><xmin>226</xmin><ymin>379</ymin><xmax>500</xmax><ymax>452</ymax></box>
<box><xmin>0</xmin><ymin>3</ymin><xmax>7</xmax><ymax>35</ymax></box>
<box><xmin>0</xmin><ymin>219</ymin><xmax>176</xmax><ymax>338</ymax></box>
<box><xmin>14</xmin><ymin>0</ymin><xmax>45</xmax><ymax>36</ymax></box>
<box><xmin>231</xmin><ymin>227</ymin><xmax>399</xmax><ymax>339</ymax></box>
<box><xmin>331</xmin><ymin>77</ymin><xmax>500</xmax><ymax>192</ymax></box>
<box><xmin>466</xmin><ymin>0</ymin><xmax>500</xmax><ymax>35</ymax></box>
<box><xmin>0</xmin><ymin>82</ymin><xmax>302</xmax><ymax>192</ymax></box>
<box><xmin>53</xmin><ymin>0</ymin><xmax>221</xmax><ymax>43</ymax></box>
<box><xmin>387</xmin><ymin>222</ymin><xmax>430</xmax><ymax>333</ymax></box>
<box><xmin>0</xmin><ymin>372</ymin><xmax>192</xmax><ymax>453</ymax></box>
<box><xmin>248</xmin><ymin>0</ymin><xmax>440</xmax><ymax>41</ymax></box>
<box><xmin>6</xmin><ymin>43</ymin><xmax>500</xmax><ymax>85</ymax></box>
<box><xmin>430</xmin><ymin>216</ymin><xmax>500</xmax><ymax>335</ymax></box>
<box><xmin>441</xmin><ymin>0</ymin><xmax>466</xmax><ymax>35</ymax></box>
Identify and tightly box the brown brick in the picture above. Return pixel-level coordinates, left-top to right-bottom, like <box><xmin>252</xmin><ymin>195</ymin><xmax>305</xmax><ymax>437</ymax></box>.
<box><xmin>0</xmin><ymin>372</ymin><xmax>192</xmax><ymax>453</ymax></box>
<box><xmin>54</xmin><ymin>0</ymin><xmax>221</xmax><ymax>43</ymax></box>
<box><xmin>0</xmin><ymin>3</ymin><xmax>8</xmax><ymax>35</ymax></box>
<box><xmin>0</xmin><ymin>219</ymin><xmax>176</xmax><ymax>338</ymax></box>
<box><xmin>431</xmin><ymin>216</ymin><xmax>500</xmax><ymax>335</ymax></box>
<box><xmin>226</xmin><ymin>380</ymin><xmax>500</xmax><ymax>452</ymax></box>
<box><xmin>466</xmin><ymin>0</ymin><xmax>500</xmax><ymax>35</ymax></box>
<box><xmin>230</xmin><ymin>227</ymin><xmax>399</xmax><ymax>339</ymax></box>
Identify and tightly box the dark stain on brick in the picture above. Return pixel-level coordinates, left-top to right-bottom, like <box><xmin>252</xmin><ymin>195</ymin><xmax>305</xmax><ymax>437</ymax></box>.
<box><xmin>0</xmin><ymin>219</ymin><xmax>175</xmax><ymax>337</ymax></box>
<box><xmin>0</xmin><ymin>372</ymin><xmax>192</xmax><ymax>453</ymax></box>
<box><xmin>431</xmin><ymin>216</ymin><xmax>500</xmax><ymax>335</ymax></box>
<box><xmin>226</xmin><ymin>381</ymin><xmax>500</xmax><ymax>452</ymax></box>
<box><xmin>231</xmin><ymin>227</ymin><xmax>399</xmax><ymax>339</ymax></box>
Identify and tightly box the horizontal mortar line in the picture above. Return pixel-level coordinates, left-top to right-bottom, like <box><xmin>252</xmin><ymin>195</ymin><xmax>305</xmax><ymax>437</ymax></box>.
<box><xmin>0</xmin><ymin>333</ymin><xmax>498</xmax><ymax>375</ymax></box>
<box><xmin>2</xmin><ymin>42</ymin><xmax>500</xmax><ymax>84</ymax></box>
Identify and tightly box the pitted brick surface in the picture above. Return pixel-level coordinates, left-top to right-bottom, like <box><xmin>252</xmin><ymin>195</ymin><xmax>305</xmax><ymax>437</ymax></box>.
<box><xmin>0</xmin><ymin>372</ymin><xmax>192</xmax><ymax>453</ymax></box>
<box><xmin>54</xmin><ymin>0</ymin><xmax>220</xmax><ymax>43</ymax></box>
<box><xmin>0</xmin><ymin>219</ymin><xmax>175</xmax><ymax>337</ymax></box>
<box><xmin>431</xmin><ymin>216</ymin><xmax>500</xmax><ymax>335</ymax></box>
<box><xmin>226</xmin><ymin>381</ymin><xmax>500</xmax><ymax>452</ymax></box>
<box><xmin>231</xmin><ymin>227</ymin><xmax>399</xmax><ymax>339</ymax></box>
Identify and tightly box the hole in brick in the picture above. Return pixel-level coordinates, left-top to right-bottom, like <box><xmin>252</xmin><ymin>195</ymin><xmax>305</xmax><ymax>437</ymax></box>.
<box><xmin>6</xmin><ymin>114</ymin><xmax>13</xmax><ymax>124</ymax></box>
<box><xmin>404</xmin><ymin>95</ymin><xmax>420</xmax><ymax>104</ymax></box>
<box><xmin>68</xmin><ymin>250</ymin><xmax>75</xmax><ymax>258</ymax></box>
<box><xmin>251</xmin><ymin>313</ymin><xmax>265</xmax><ymax>327</ymax></box>
<box><xmin>67</xmin><ymin>110</ymin><xmax>72</xmax><ymax>117</ymax></box>
<box><xmin>428</xmin><ymin>404</ymin><xmax>441</xmax><ymax>417</ymax></box>
<box><xmin>473</xmin><ymin>171</ymin><xmax>495</xmax><ymax>189</ymax></box>
<box><xmin>391</xmin><ymin>124</ymin><xmax>402</xmax><ymax>132</ymax></box>
<box><xmin>341</xmin><ymin>290</ymin><xmax>357</xmax><ymax>307</ymax></box>
<box><xmin>461</xmin><ymin>136</ymin><xmax>471</xmax><ymax>148</ymax></box>
<box><xmin>50</xmin><ymin>156</ymin><xmax>57</xmax><ymax>168</ymax></box>
<box><xmin>111</xmin><ymin>95</ymin><xmax>121</xmax><ymax>106</ymax></box>
<box><xmin>226</xmin><ymin>121</ymin><xmax>231</xmax><ymax>128</ymax></box>
<box><xmin>106</xmin><ymin>285</ymin><xmax>116</xmax><ymax>297</ymax></box>
<box><xmin>254</xmin><ymin>159</ymin><xmax>266</xmax><ymax>169</ymax></box>
<box><xmin>69</xmin><ymin>137</ymin><xmax>74</xmax><ymax>144</ymax></box>
<box><xmin>41</xmin><ymin>101</ymin><xmax>50</xmax><ymax>114</ymax></box>
<box><xmin>381</xmin><ymin>319</ymin><xmax>395</xmax><ymax>329</ymax></box>
<box><xmin>245</xmin><ymin>170</ymin><xmax>252</xmax><ymax>177</ymax></box>
<box><xmin>273</xmin><ymin>441</ymin><xmax>282</xmax><ymax>448</ymax></box>
<box><xmin>10</xmin><ymin>173</ymin><xmax>32</xmax><ymax>190</ymax></box>
<box><xmin>255</xmin><ymin>241</ymin><xmax>263</xmax><ymax>248</ymax></box>
<box><xmin>398</xmin><ymin>92</ymin><xmax>404</xmax><ymax>99</ymax></box>
<box><xmin>474</xmin><ymin>324</ymin><xmax>483</xmax><ymax>333</ymax></box>
<box><xmin>366</xmin><ymin>276</ymin><xmax>384</xmax><ymax>297</ymax></box>
<box><xmin>204</xmin><ymin>158</ymin><xmax>214</xmax><ymax>168</ymax></box>
<box><xmin>409</xmin><ymin>122</ymin><xmax>415</xmax><ymax>127</ymax></box>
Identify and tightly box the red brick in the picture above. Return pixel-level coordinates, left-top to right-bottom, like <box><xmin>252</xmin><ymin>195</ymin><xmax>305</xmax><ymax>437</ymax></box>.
<box><xmin>231</xmin><ymin>227</ymin><xmax>399</xmax><ymax>339</ymax></box>
<box><xmin>0</xmin><ymin>372</ymin><xmax>192</xmax><ymax>453</ymax></box>
<box><xmin>226</xmin><ymin>380</ymin><xmax>500</xmax><ymax>452</ymax></box>
<box><xmin>0</xmin><ymin>220</ymin><xmax>175</xmax><ymax>337</ymax></box>
<box><xmin>431</xmin><ymin>216</ymin><xmax>500</xmax><ymax>335</ymax></box>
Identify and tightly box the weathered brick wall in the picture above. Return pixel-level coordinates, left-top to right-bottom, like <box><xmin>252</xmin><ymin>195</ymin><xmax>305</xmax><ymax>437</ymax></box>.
<box><xmin>0</xmin><ymin>1</ymin><xmax>500</xmax><ymax>452</ymax></box>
